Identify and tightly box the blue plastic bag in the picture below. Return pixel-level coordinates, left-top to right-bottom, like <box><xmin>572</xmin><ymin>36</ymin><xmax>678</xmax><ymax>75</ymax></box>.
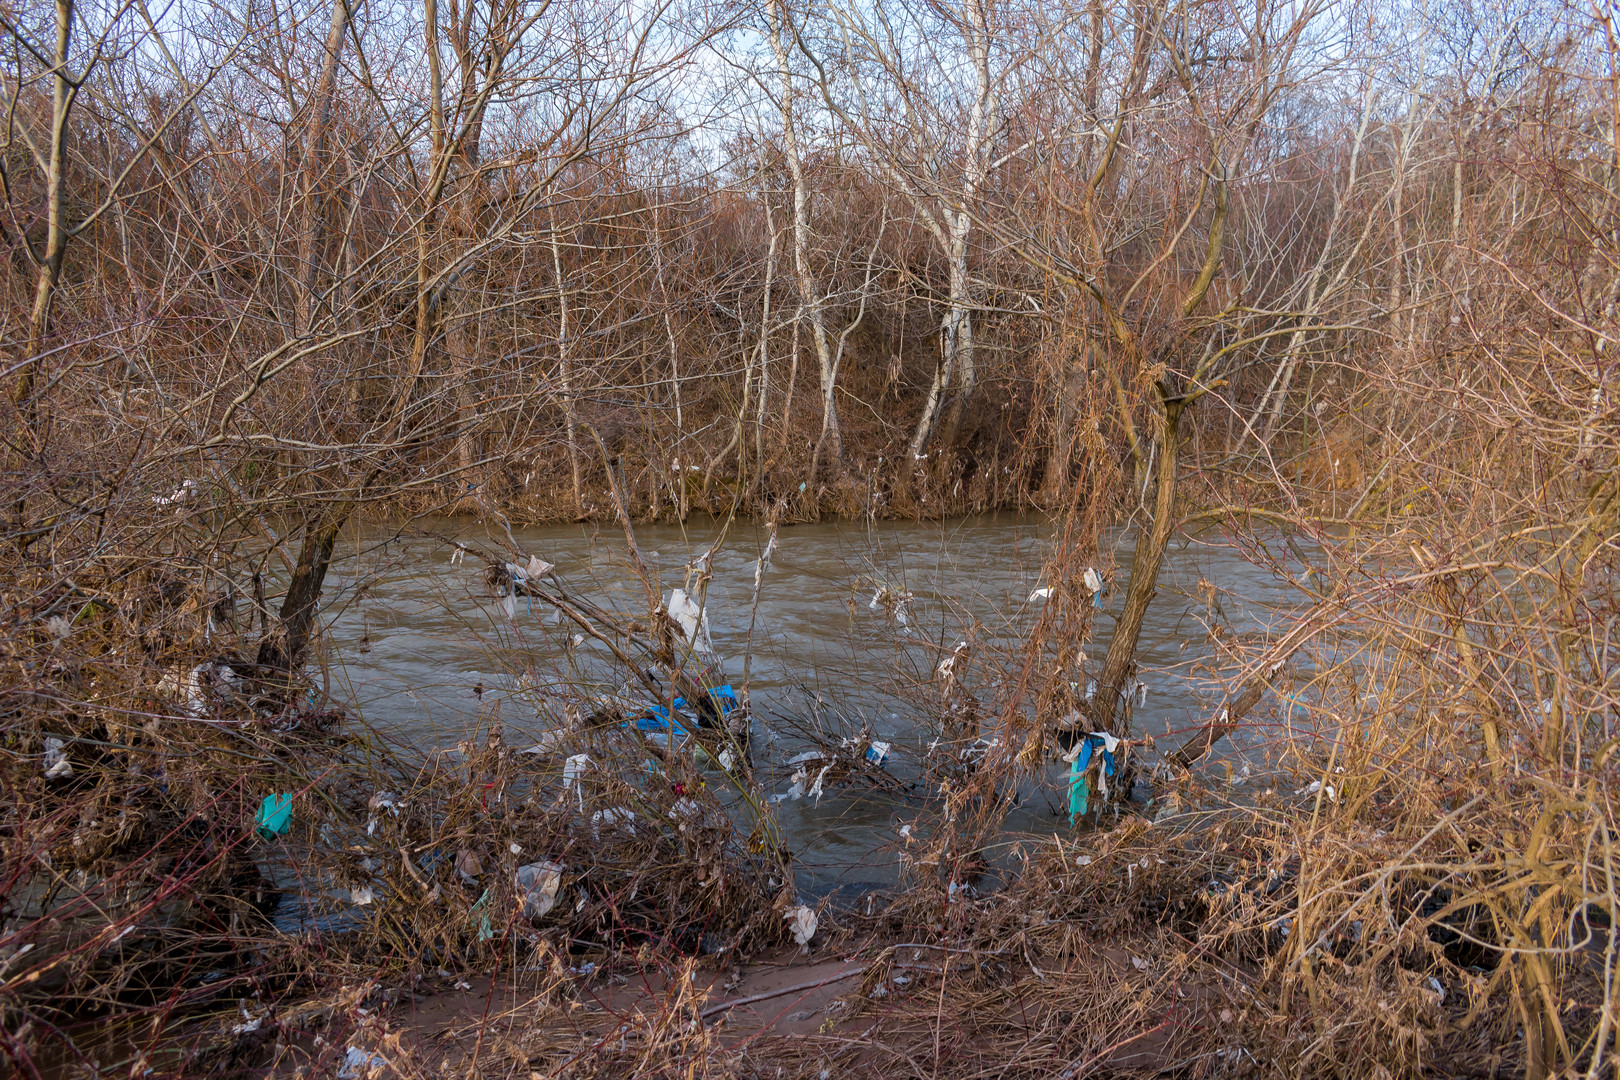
<box><xmin>632</xmin><ymin>704</ymin><xmax>692</xmax><ymax>738</ymax></box>
<box><xmin>629</xmin><ymin>684</ymin><xmax>737</xmax><ymax>738</ymax></box>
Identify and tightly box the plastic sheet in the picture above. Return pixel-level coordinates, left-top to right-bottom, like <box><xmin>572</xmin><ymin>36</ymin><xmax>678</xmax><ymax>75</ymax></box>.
<box><xmin>590</xmin><ymin>808</ymin><xmax>636</xmax><ymax>837</ymax></box>
<box><xmin>628</xmin><ymin>684</ymin><xmax>736</xmax><ymax>739</ymax></box>
<box><xmin>805</xmin><ymin>763</ymin><xmax>832</xmax><ymax>805</ymax></box>
<box><xmin>365</xmin><ymin>792</ymin><xmax>400</xmax><ymax>836</ymax></box>
<box><xmin>563</xmin><ymin>753</ymin><xmax>590</xmax><ymax>808</ymax></box>
<box><xmin>337</xmin><ymin>1047</ymin><xmax>386</xmax><ymax>1079</ymax></box>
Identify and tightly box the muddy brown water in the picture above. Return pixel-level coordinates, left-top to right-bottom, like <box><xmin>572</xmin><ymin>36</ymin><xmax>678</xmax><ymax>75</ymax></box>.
<box><xmin>314</xmin><ymin>514</ymin><xmax>1304</xmax><ymax>899</ymax></box>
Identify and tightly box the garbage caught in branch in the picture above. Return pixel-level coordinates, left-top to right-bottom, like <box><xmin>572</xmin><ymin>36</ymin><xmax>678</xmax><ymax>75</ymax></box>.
<box><xmin>666</xmin><ymin>588</ymin><xmax>716</xmax><ymax>656</ymax></box>
<box><xmin>868</xmin><ymin>583</ymin><xmax>914</xmax><ymax>626</ymax></box>
<box><xmin>255</xmin><ymin>793</ymin><xmax>293</xmax><ymax>838</ymax></box>
<box><xmin>562</xmin><ymin>753</ymin><xmax>591</xmax><ymax>809</ymax></box>
<box><xmin>784</xmin><ymin>903</ymin><xmax>818</xmax><ymax>948</ymax></box>
<box><xmin>1082</xmin><ymin>567</ymin><xmax>1105</xmax><ymax>609</ymax></box>
<box><xmin>337</xmin><ymin>1046</ymin><xmax>387</xmax><ymax>1079</ymax></box>
<box><xmin>1063</xmin><ymin>731</ymin><xmax>1122</xmax><ymax>822</ymax></box>
<box><xmin>484</xmin><ymin>552</ymin><xmax>555</xmax><ymax>614</ymax></box>
<box><xmin>516</xmin><ymin>860</ymin><xmax>564</xmax><ymax>919</ymax></box>
<box><xmin>43</xmin><ymin>737</ymin><xmax>71</xmax><ymax>779</ymax></box>
<box><xmin>152</xmin><ymin>478</ymin><xmax>196</xmax><ymax>507</ymax></box>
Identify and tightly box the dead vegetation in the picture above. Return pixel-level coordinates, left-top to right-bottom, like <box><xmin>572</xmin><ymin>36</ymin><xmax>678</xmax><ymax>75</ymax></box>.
<box><xmin>3</xmin><ymin>0</ymin><xmax>1619</xmax><ymax>1073</ymax></box>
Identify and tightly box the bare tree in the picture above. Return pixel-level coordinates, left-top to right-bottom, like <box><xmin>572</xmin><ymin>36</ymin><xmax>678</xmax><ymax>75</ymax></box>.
<box><xmin>795</xmin><ymin>0</ymin><xmax>1003</xmax><ymax>467</ymax></box>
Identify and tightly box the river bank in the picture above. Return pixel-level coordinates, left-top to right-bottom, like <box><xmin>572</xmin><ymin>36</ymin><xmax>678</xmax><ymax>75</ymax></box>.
<box><xmin>45</xmin><ymin>793</ymin><xmax>1540</xmax><ymax>1080</ymax></box>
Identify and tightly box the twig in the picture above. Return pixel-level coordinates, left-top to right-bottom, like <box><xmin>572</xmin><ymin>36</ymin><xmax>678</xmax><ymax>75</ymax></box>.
<box><xmin>698</xmin><ymin>964</ymin><xmax>864</xmax><ymax>1020</ymax></box>
<box><xmin>1054</xmin><ymin>1019</ymin><xmax>1171</xmax><ymax>1079</ymax></box>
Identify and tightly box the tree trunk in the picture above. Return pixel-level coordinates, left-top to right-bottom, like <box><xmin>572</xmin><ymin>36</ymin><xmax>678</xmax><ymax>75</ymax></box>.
<box><xmin>11</xmin><ymin>0</ymin><xmax>76</xmax><ymax>424</ymax></box>
<box><xmin>257</xmin><ymin>510</ymin><xmax>346</xmax><ymax>671</ymax></box>
<box><xmin>753</xmin><ymin>201</ymin><xmax>778</xmax><ymax>500</ymax></box>
<box><xmin>1093</xmin><ymin>395</ymin><xmax>1183</xmax><ymax>730</ymax></box>
<box><xmin>448</xmin><ymin>301</ymin><xmax>479</xmax><ymax>498</ymax></box>
<box><xmin>260</xmin><ymin>0</ymin><xmax>448</xmax><ymax>675</ymax></box>
<box><xmin>548</xmin><ymin>206</ymin><xmax>583</xmax><ymax>512</ymax></box>
<box><xmin>769</xmin><ymin>0</ymin><xmax>843</xmax><ymax>480</ymax></box>
<box><xmin>1041</xmin><ymin>348</ymin><xmax>1088</xmax><ymax>498</ymax></box>
<box><xmin>907</xmin><ymin>0</ymin><xmax>996</xmax><ymax>462</ymax></box>
<box><xmin>294</xmin><ymin>0</ymin><xmax>352</xmax><ymax>334</ymax></box>
<box><xmin>933</xmin><ymin>230</ymin><xmax>977</xmax><ymax>454</ymax></box>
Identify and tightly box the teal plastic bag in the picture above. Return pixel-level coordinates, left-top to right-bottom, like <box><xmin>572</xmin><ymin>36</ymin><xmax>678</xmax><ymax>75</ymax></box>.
<box><xmin>256</xmin><ymin>794</ymin><xmax>293</xmax><ymax>839</ymax></box>
<box><xmin>1069</xmin><ymin>766</ymin><xmax>1090</xmax><ymax>824</ymax></box>
<box><xmin>471</xmin><ymin>888</ymin><xmax>495</xmax><ymax>940</ymax></box>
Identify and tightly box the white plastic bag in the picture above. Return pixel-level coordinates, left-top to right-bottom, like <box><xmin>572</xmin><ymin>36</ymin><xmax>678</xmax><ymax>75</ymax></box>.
<box><xmin>562</xmin><ymin>753</ymin><xmax>590</xmax><ymax>807</ymax></box>
<box><xmin>43</xmin><ymin>737</ymin><xmax>71</xmax><ymax>779</ymax></box>
<box><xmin>666</xmin><ymin>589</ymin><xmax>715</xmax><ymax>656</ymax></box>
<box><xmin>784</xmin><ymin>903</ymin><xmax>818</xmax><ymax>947</ymax></box>
<box><xmin>337</xmin><ymin>1046</ymin><xmax>387</xmax><ymax>1079</ymax></box>
<box><xmin>516</xmin><ymin>860</ymin><xmax>564</xmax><ymax>918</ymax></box>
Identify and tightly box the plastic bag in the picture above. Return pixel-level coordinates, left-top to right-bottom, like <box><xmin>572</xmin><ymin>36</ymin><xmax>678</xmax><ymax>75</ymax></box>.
<box><xmin>43</xmin><ymin>737</ymin><xmax>71</xmax><ymax>779</ymax></box>
<box><xmin>1063</xmin><ymin>731</ymin><xmax>1121</xmax><ymax>822</ymax></box>
<box><xmin>337</xmin><ymin>1047</ymin><xmax>387</xmax><ymax>1079</ymax></box>
<box><xmin>1083</xmin><ymin>567</ymin><xmax>1105</xmax><ymax>608</ymax></box>
<box><xmin>562</xmin><ymin>753</ymin><xmax>590</xmax><ymax>808</ymax></box>
<box><xmin>666</xmin><ymin>588</ymin><xmax>715</xmax><ymax>656</ymax></box>
<box><xmin>784</xmin><ymin>903</ymin><xmax>817</xmax><ymax>947</ymax></box>
<box><xmin>255</xmin><ymin>793</ymin><xmax>293</xmax><ymax>839</ymax></box>
<box><xmin>516</xmin><ymin>860</ymin><xmax>564</xmax><ymax>918</ymax></box>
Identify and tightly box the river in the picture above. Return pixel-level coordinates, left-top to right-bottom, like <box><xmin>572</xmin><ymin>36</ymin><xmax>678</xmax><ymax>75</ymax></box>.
<box><xmin>315</xmin><ymin>514</ymin><xmax>1302</xmax><ymax>897</ymax></box>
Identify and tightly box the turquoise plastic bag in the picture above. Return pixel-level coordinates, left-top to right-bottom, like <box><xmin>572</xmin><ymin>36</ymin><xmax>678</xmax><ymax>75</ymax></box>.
<box><xmin>1066</xmin><ymin>733</ymin><xmax>1119</xmax><ymax>825</ymax></box>
<box><xmin>1069</xmin><ymin>767</ymin><xmax>1090</xmax><ymax>823</ymax></box>
<box><xmin>471</xmin><ymin>889</ymin><xmax>495</xmax><ymax>940</ymax></box>
<box><xmin>256</xmin><ymin>793</ymin><xmax>293</xmax><ymax>839</ymax></box>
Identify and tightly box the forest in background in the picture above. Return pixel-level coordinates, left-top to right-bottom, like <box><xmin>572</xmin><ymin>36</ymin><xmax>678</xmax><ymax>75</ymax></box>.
<box><xmin>2</xmin><ymin>0</ymin><xmax>1607</xmax><ymax>530</ymax></box>
<box><xmin>3</xmin><ymin>0</ymin><xmax>1620</xmax><ymax>1076</ymax></box>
